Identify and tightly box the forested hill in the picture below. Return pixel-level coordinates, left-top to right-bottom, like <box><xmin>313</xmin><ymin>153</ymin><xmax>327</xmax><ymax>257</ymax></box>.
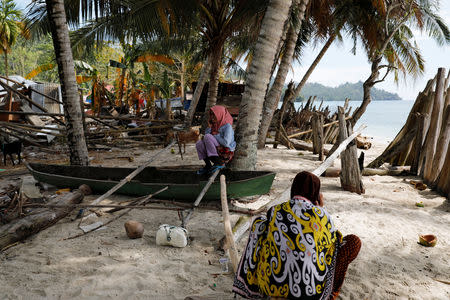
<box><xmin>294</xmin><ymin>81</ymin><xmax>402</xmax><ymax>101</ymax></box>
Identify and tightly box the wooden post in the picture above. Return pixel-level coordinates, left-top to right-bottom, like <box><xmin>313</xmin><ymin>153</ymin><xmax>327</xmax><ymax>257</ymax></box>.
<box><xmin>429</xmin><ymin>104</ymin><xmax>450</xmax><ymax>184</ymax></box>
<box><xmin>435</xmin><ymin>144</ymin><xmax>450</xmax><ymax>199</ymax></box>
<box><xmin>338</xmin><ymin>106</ymin><xmax>364</xmax><ymax>194</ymax></box>
<box><xmin>410</xmin><ymin>113</ymin><xmax>429</xmax><ymax>174</ymax></box>
<box><xmin>220</xmin><ymin>175</ymin><xmax>239</xmax><ymax>272</ymax></box>
<box><xmin>423</xmin><ymin>68</ymin><xmax>446</xmax><ymax>184</ymax></box>
<box><xmin>311</xmin><ymin>113</ymin><xmax>324</xmax><ymax>160</ymax></box>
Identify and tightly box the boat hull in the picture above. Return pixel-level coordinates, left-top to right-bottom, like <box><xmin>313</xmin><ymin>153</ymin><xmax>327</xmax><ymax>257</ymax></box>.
<box><xmin>26</xmin><ymin>163</ymin><xmax>276</xmax><ymax>201</ymax></box>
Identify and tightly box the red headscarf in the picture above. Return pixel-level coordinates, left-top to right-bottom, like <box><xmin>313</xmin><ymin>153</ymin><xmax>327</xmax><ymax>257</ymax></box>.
<box><xmin>290</xmin><ymin>171</ymin><xmax>321</xmax><ymax>205</ymax></box>
<box><xmin>210</xmin><ymin>105</ymin><xmax>233</xmax><ymax>135</ymax></box>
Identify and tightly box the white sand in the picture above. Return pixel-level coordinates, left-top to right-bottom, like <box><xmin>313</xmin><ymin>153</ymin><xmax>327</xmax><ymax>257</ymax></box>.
<box><xmin>0</xmin><ymin>140</ymin><xmax>449</xmax><ymax>299</ymax></box>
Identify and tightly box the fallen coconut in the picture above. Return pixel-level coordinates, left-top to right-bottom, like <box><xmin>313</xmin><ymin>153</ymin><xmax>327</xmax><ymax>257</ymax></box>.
<box><xmin>78</xmin><ymin>184</ymin><xmax>92</xmax><ymax>196</ymax></box>
<box><xmin>418</xmin><ymin>234</ymin><xmax>437</xmax><ymax>247</ymax></box>
<box><xmin>124</xmin><ymin>220</ymin><xmax>144</xmax><ymax>239</ymax></box>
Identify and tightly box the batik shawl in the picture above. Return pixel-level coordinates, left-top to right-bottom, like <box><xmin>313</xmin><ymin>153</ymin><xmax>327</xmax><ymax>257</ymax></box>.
<box><xmin>233</xmin><ymin>196</ymin><xmax>340</xmax><ymax>299</ymax></box>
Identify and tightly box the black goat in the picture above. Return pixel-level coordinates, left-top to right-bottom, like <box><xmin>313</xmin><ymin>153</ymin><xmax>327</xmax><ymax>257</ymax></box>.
<box><xmin>0</xmin><ymin>140</ymin><xmax>22</xmax><ymax>166</ymax></box>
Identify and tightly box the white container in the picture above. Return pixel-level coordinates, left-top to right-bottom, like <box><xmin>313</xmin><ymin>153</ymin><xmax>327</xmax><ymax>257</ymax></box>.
<box><xmin>156</xmin><ymin>224</ymin><xmax>188</xmax><ymax>248</ymax></box>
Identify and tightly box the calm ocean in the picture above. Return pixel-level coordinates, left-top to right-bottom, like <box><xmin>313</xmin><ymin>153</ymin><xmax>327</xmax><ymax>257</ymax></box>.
<box><xmin>292</xmin><ymin>100</ymin><xmax>415</xmax><ymax>143</ymax></box>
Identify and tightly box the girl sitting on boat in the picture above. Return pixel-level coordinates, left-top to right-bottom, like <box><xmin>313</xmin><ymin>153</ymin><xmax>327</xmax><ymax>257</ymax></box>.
<box><xmin>196</xmin><ymin>105</ymin><xmax>236</xmax><ymax>175</ymax></box>
<box><xmin>233</xmin><ymin>171</ymin><xmax>361</xmax><ymax>299</ymax></box>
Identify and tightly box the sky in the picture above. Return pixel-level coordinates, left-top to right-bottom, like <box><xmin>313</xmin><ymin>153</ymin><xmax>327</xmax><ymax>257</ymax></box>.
<box><xmin>287</xmin><ymin>1</ymin><xmax>450</xmax><ymax>100</ymax></box>
<box><xmin>15</xmin><ymin>0</ymin><xmax>450</xmax><ymax>100</ymax></box>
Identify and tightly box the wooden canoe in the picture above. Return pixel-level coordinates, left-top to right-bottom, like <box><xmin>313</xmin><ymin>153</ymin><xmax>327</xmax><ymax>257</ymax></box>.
<box><xmin>26</xmin><ymin>163</ymin><xmax>276</xmax><ymax>201</ymax></box>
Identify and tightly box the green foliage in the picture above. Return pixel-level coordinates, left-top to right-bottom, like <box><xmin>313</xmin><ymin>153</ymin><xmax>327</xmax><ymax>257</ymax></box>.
<box><xmin>292</xmin><ymin>81</ymin><xmax>402</xmax><ymax>102</ymax></box>
<box><xmin>0</xmin><ymin>34</ymin><xmax>58</xmax><ymax>81</ymax></box>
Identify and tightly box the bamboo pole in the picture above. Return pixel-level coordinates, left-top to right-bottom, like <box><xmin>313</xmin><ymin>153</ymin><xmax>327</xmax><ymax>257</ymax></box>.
<box><xmin>220</xmin><ymin>175</ymin><xmax>239</xmax><ymax>272</ymax></box>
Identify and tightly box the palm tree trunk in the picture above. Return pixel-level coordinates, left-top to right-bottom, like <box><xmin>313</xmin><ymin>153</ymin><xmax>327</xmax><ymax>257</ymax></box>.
<box><xmin>180</xmin><ymin>60</ymin><xmax>185</xmax><ymax>102</ymax></box>
<box><xmin>45</xmin><ymin>0</ymin><xmax>89</xmax><ymax>166</ymax></box>
<box><xmin>184</xmin><ymin>55</ymin><xmax>211</xmax><ymax>128</ymax></box>
<box><xmin>4</xmin><ymin>53</ymin><xmax>8</xmax><ymax>77</ymax></box>
<box><xmin>258</xmin><ymin>31</ymin><xmax>334</xmax><ymax>149</ymax></box>
<box><xmin>232</xmin><ymin>0</ymin><xmax>294</xmax><ymax>170</ymax></box>
<box><xmin>257</xmin><ymin>24</ymin><xmax>299</xmax><ymax>149</ymax></box>
<box><xmin>202</xmin><ymin>44</ymin><xmax>224</xmax><ymax>130</ymax></box>
<box><xmin>290</xmin><ymin>34</ymin><xmax>336</xmax><ymax>103</ymax></box>
<box><xmin>351</xmin><ymin>56</ymin><xmax>381</xmax><ymax>127</ymax></box>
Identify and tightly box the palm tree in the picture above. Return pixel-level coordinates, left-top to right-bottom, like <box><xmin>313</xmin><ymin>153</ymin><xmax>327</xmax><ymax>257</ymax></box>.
<box><xmin>0</xmin><ymin>0</ymin><xmax>28</xmax><ymax>76</ymax></box>
<box><xmin>45</xmin><ymin>0</ymin><xmax>89</xmax><ymax>166</ymax></box>
<box><xmin>257</xmin><ymin>0</ymin><xmax>339</xmax><ymax>148</ymax></box>
<box><xmin>257</xmin><ymin>0</ymin><xmax>315</xmax><ymax>149</ymax></box>
<box><xmin>232</xmin><ymin>0</ymin><xmax>295</xmax><ymax>170</ymax></box>
<box><xmin>192</xmin><ymin>0</ymin><xmax>267</xmax><ymax>130</ymax></box>
<box><xmin>348</xmin><ymin>0</ymin><xmax>450</xmax><ymax>127</ymax></box>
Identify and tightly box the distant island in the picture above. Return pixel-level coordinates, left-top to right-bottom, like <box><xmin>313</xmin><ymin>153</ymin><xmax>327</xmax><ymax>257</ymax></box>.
<box><xmin>290</xmin><ymin>81</ymin><xmax>402</xmax><ymax>101</ymax></box>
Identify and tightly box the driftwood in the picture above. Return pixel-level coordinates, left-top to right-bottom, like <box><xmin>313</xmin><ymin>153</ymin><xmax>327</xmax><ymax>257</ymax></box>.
<box><xmin>338</xmin><ymin>107</ymin><xmax>364</xmax><ymax>194</ymax></box>
<box><xmin>220</xmin><ymin>175</ymin><xmax>239</xmax><ymax>272</ymax></box>
<box><xmin>0</xmin><ymin>191</ymin><xmax>84</xmax><ymax>250</ymax></box>
<box><xmin>324</xmin><ymin>167</ymin><xmax>410</xmax><ymax>177</ymax></box>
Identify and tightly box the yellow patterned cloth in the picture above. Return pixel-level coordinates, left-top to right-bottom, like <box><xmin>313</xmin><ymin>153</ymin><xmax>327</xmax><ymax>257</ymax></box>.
<box><xmin>233</xmin><ymin>196</ymin><xmax>341</xmax><ymax>299</ymax></box>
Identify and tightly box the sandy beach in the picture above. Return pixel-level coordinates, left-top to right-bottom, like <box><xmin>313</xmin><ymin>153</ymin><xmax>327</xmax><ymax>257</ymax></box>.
<box><xmin>0</xmin><ymin>139</ymin><xmax>449</xmax><ymax>300</ymax></box>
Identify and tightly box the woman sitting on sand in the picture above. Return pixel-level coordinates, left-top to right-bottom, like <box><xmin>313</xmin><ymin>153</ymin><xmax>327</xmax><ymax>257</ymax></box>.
<box><xmin>196</xmin><ymin>105</ymin><xmax>236</xmax><ymax>175</ymax></box>
<box><xmin>233</xmin><ymin>171</ymin><xmax>361</xmax><ymax>299</ymax></box>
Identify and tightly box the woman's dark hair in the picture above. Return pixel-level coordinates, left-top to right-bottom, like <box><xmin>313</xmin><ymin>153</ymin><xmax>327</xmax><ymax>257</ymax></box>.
<box><xmin>290</xmin><ymin>171</ymin><xmax>321</xmax><ymax>205</ymax></box>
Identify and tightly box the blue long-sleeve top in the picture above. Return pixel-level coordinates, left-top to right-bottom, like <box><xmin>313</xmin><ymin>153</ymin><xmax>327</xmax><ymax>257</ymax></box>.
<box><xmin>205</xmin><ymin>123</ymin><xmax>236</xmax><ymax>151</ymax></box>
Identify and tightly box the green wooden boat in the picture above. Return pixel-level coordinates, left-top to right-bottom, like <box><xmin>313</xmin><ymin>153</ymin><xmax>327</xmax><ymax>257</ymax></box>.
<box><xmin>26</xmin><ymin>163</ymin><xmax>276</xmax><ymax>201</ymax></box>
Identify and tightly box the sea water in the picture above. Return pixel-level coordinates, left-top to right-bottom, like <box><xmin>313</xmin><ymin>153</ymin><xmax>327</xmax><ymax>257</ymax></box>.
<box><xmin>292</xmin><ymin>100</ymin><xmax>415</xmax><ymax>143</ymax></box>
